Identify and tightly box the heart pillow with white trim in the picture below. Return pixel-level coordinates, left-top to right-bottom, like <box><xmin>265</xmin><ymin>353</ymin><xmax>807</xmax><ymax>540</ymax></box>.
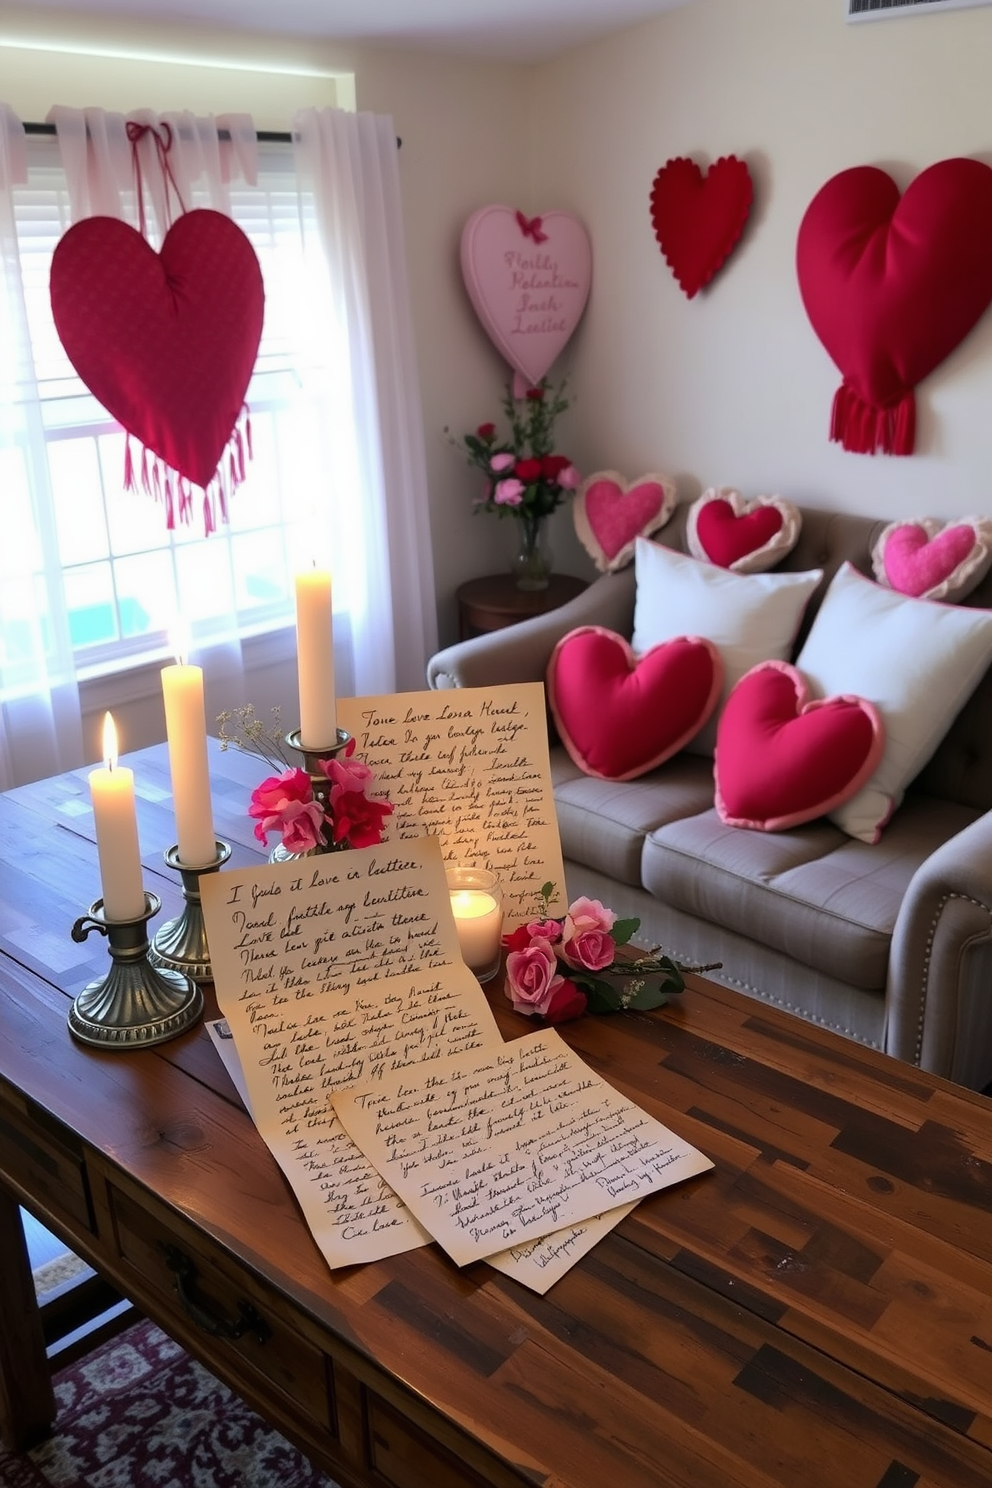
<box><xmin>715</xmin><ymin>660</ymin><xmax>885</xmax><ymax>832</ymax></box>
<box><xmin>573</xmin><ymin>471</ymin><xmax>676</xmax><ymax>573</ymax></box>
<box><xmin>547</xmin><ymin>626</ymin><xmax>723</xmax><ymax>781</ymax></box>
<box><xmin>871</xmin><ymin>516</ymin><xmax>992</xmax><ymax>602</ymax></box>
<box><xmin>687</xmin><ymin>488</ymin><xmax>802</xmax><ymax>572</ymax></box>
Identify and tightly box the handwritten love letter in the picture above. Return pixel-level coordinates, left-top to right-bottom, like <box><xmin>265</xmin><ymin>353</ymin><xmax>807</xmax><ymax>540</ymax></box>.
<box><xmin>337</xmin><ymin>684</ymin><xmax>566</xmax><ymax>925</ymax></box>
<box><xmin>332</xmin><ymin>1028</ymin><xmax>714</xmax><ymax>1267</ymax></box>
<box><xmin>201</xmin><ymin>836</ymin><xmax>502</xmax><ymax>1267</ymax></box>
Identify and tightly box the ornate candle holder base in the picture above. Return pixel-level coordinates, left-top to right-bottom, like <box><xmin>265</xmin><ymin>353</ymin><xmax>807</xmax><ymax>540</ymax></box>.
<box><xmin>69</xmin><ymin>893</ymin><xmax>203</xmax><ymax>1050</ymax></box>
<box><xmin>149</xmin><ymin>840</ymin><xmax>232</xmax><ymax>983</ymax></box>
<box><xmin>270</xmin><ymin>727</ymin><xmax>352</xmax><ymax>863</ymax></box>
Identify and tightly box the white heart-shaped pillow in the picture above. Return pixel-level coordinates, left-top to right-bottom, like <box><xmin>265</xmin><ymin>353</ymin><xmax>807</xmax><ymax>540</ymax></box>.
<box><xmin>573</xmin><ymin>470</ymin><xmax>676</xmax><ymax>573</ymax></box>
<box><xmin>687</xmin><ymin>488</ymin><xmax>801</xmax><ymax>573</ymax></box>
<box><xmin>460</xmin><ymin>205</ymin><xmax>592</xmax><ymax>385</ymax></box>
<box><xmin>871</xmin><ymin>516</ymin><xmax>992</xmax><ymax>601</ymax></box>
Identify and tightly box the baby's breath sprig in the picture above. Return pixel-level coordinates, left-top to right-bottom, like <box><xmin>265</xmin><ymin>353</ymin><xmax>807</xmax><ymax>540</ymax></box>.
<box><xmin>216</xmin><ymin>704</ymin><xmax>295</xmax><ymax>775</ymax></box>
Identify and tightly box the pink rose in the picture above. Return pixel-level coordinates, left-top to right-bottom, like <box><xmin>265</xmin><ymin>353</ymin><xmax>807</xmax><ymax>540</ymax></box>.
<box><xmin>560</xmin><ymin>896</ymin><xmax>617</xmax><ymax>972</ymax></box>
<box><xmin>493</xmin><ymin>478</ymin><xmax>525</xmax><ymax>507</ymax></box>
<box><xmin>279</xmin><ymin>798</ymin><xmax>326</xmax><ymax>854</ymax></box>
<box><xmin>489</xmin><ymin>451</ymin><xmax>516</xmax><ymax>473</ymax></box>
<box><xmin>526</xmin><ymin>918</ymin><xmax>563</xmax><ymax>945</ymax></box>
<box><xmin>249</xmin><ymin>768</ymin><xmax>316</xmax><ymax>845</ymax></box>
<box><xmin>558</xmin><ymin>464</ymin><xmax>581</xmax><ymax>490</ymax></box>
<box><xmin>542</xmin><ymin>979</ymin><xmax>588</xmax><ymax>1025</ymax></box>
<box><xmin>505</xmin><ymin>939</ymin><xmax>559</xmax><ymax>1016</ymax></box>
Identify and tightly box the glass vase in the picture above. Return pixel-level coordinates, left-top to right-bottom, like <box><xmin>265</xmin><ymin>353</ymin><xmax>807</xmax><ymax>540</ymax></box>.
<box><xmin>511</xmin><ymin>513</ymin><xmax>553</xmax><ymax>591</ymax></box>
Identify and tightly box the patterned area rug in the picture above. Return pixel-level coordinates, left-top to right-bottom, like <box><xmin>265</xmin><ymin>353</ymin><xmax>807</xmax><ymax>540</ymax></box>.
<box><xmin>0</xmin><ymin>1319</ymin><xmax>338</xmax><ymax>1488</ymax></box>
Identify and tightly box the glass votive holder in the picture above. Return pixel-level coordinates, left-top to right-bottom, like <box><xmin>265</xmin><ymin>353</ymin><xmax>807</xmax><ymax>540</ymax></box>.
<box><xmin>446</xmin><ymin>865</ymin><xmax>504</xmax><ymax>983</ymax></box>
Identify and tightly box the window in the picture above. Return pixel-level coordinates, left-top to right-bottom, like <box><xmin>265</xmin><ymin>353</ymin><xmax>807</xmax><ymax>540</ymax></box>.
<box><xmin>4</xmin><ymin>136</ymin><xmax>344</xmax><ymax>687</ymax></box>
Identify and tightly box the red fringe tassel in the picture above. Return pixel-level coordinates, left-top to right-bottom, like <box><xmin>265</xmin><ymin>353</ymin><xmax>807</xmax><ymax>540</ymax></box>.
<box><xmin>118</xmin><ymin>404</ymin><xmax>254</xmax><ymax>535</ymax></box>
<box><xmin>829</xmin><ymin>381</ymin><xmax>915</xmax><ymax>456</ymax></box>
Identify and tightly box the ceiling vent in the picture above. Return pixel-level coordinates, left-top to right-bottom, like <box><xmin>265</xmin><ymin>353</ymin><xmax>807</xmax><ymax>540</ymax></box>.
<box><xmin>848</xmin><ymin>0</ymin><xmax>992</xmax><ymax>19</ymax></box>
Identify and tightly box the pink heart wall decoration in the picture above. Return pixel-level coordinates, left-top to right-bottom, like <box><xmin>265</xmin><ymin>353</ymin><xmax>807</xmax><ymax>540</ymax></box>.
<box><xmin>50</xmin><ymin>209</ymin><xmax>264</xmax><ymax>527</ymax></box>
<box><xmin>460</xmin><ymin>205</ymin><xmax>592</xmax><ymax>386</ymax></box>
<box><xmin>871</xmin><ymin>516</ymin><xmax>992</xmax><ymax>601</ymax></box>
<box><xmin>796</xmin><ymin>158</ymin><xmax>992</xmax><ymax>456</ymax></box>
<box><xmin>650</xmin><ymin>156</ymin><xmax>753</xmax><ymax>299</ymax></box>
<box><xmin>573</xmin><ymin>470</ymin><xmax>676</xmax><ymax>573</ymax></box>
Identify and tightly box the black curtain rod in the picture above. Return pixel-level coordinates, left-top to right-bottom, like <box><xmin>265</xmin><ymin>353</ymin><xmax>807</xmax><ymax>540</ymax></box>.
<box><xmin>24</xmin><ymin>120</ymin><xmax>293</xmax><ymax>142</ymax></box>
<box><xmin>23</xmin><ymin>121</ymin><xmax>400</xmax><ymax>146</ymax></box>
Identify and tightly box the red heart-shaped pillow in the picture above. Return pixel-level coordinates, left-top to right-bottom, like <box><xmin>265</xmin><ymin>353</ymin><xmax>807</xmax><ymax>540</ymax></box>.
<box><xmin>871</xmin><ymin>516</ymin><xmax>992</xmax><ymax>601</ymax></box>
<box><xmin>715</xmin><ymin>661</ymin><xmax>884</xmax><ymax>831</ymax></box>
<box><xmin>650</xmin><ymin>156</ymin><xmax>753</xmax><ymax>299</ymax></box>
<box><xmin>573</xmin><ymin>471</ymin><xmax>676</xmax><ymax>573</ymax></box>
<box><xmin>796</xmin><ymin>158</ymin><xmax>992</xmax><ymax>456</ymax></box>
<box><xmin>50</xmin><ymin>209</ymin><xmax>264</xmax><ymax>498</ymax></box>
<box><xmin>547</xmin><ymin>627</ymin><xmax>723</xmax><ymax>780</ymax></box>
<box><xmin>687</xmin><ymin>488</ymin><xmax>802</xmax><ymax>572</ymax></box>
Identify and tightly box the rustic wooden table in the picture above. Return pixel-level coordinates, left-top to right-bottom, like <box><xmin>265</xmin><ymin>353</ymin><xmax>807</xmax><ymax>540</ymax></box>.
<box><xmin>455</xmin><ymin>572</ymin><xmax>587</xmax><ymax>640</ymax></box>
<box><xmin>2</xmin><ymin>740</ymin><xmax>992</xmax><ymax>1487</ymax></box>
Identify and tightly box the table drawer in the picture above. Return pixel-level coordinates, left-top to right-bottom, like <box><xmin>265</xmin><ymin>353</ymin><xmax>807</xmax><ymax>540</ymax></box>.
<box><xmin>0</xmin><ymin>1089</ymin><xmax>93</xmax><ymax>1234</ymax></box>
<box><xmin>366</xmin><ymin>1393</ymin><xmax>496</xmax><ymax>1488</ymax></box>
<box><xmin>108</xmin><ymin>1183</ymin><xmax>335</xmax><ymax>1435</ymax></box>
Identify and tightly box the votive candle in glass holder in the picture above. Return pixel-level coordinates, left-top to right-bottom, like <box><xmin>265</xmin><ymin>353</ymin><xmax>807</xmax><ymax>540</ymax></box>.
<box><xmin>446</xmin><ymin>865</ymin><xmax>503</xmax><ymax>983</ymax></box>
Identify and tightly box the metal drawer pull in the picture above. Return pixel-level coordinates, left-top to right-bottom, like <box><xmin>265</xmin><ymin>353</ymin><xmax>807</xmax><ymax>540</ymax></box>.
<box><xmin>162</xmin><ymin>1242</ymin><xmax>272</xmax><ymax>1345</ymax></box>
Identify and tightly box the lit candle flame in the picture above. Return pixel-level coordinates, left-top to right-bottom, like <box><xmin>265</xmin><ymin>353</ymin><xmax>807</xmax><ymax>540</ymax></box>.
<box><xmin>102</xmin><ymin>711</ymin><xmax>119</xmax><ymax>772</ymax></box>
<box><xmin>170</xmin><ymin>620</ymin><xmax>191</xmax><ymax>669</ymax></box>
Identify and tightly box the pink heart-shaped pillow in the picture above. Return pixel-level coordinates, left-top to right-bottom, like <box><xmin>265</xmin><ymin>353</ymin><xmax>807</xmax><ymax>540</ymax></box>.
<box><xmin>871</xmin><ymin>516</ymin><xmax>992</xmax><ymax>602</ymax></box>
<box><xmin>460</xmin><ymin>205</ymin><xmax>592</xmax><ymax>386</ymax></box>
<box><xmin>687</xmin><ymin>489</ymin><xmax>802</xmax><ymax>572</ymax></box>
<box><xmin>796</xmin><ymin>158</ymin><xmax>992</xmax><ymax>455</ymax></box>
<box><xmin>715</xmin><ymin>660</ymin><xmax>884</xmax><ymax>831</ymax></box>
<box><xmin>574</xmin><ymin>471</ymin><xmax>676</xmax><ymax>573</ymax></box>
<box><xmin>548</xmin><ymin>627</ymin><xmax>723</xmax><ymax>781</ymax></box>
<box><xmin>650</xmin><ymin>156</ymin><xmax>753</xmax><ymax>299</ymax></box>
<box><xmin>50</xmin><ymin>210</ymin><xmax>264</xmax><ymax>511</ymax></box>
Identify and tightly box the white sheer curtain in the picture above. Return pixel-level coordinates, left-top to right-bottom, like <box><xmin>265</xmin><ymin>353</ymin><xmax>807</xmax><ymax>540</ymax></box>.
<box><xmin>0</xmin><ymin>105</ymin><xmax>84</xmax><ymax>789</ymax></box>
<box><xmin>291</xmin><ymin>107</ymin><xmax>438</xmax><ymax>694</ymax></box>
<box><xmin>50</xmin><ymin>105</ymin><xmax>259</xmax><ymax>729</ymax></box>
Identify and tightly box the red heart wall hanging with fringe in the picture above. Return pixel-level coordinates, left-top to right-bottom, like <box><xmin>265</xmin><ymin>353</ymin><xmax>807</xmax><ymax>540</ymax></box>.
<box><xmin>649</xmin><ymin>155</ymin><xmax>753</xmax><ymax>299</ymax></box>
<box><xmin>51</xmin><ymin>210</ymin><xmax>264</xmax><ymax>530</ymax></box>
<box><xmin>796</xmin><ymin>157</ymin><xmax>992</xmax><ymax>457</ymax></box>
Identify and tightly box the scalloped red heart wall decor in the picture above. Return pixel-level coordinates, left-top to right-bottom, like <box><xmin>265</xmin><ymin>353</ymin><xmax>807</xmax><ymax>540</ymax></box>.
<box><xmin>650</xmin><ymin>155</ymin><xmax>753</xmax><ymax>299</ymax></box>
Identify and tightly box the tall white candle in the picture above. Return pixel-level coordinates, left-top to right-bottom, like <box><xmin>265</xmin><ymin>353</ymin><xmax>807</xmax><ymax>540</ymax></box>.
<box><xmin>161</xmin><ymin>645</ymin><xmax>216</xmax><ymax>866</ymax></box>
<box><xmin>89</xmin><ymin>713</ymin><xmax>146</xmax><ymax>921</ymax></box>
<box><xmin>295</xmin><ymin>568</ymin><xmax>337</xmax><ymax>749</ymax></box>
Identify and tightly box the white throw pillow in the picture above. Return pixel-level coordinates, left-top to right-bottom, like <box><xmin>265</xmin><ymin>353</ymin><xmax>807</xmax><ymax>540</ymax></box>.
<box><xmin>632</xmin><ymin>538</ymin><xmax>823</xmax><ymax>754</ymax></box>
<box><xmin>795</xmin><ymin>562</ymin><xmax>992</xmax><ymax>842</ymax></box>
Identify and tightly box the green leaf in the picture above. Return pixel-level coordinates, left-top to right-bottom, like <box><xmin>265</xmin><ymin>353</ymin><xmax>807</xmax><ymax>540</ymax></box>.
<box><xmin>579</xmin><ymin>977</ymin><xmax>624</xmax><ymax>1014</ymax></box>
<box><xmin>626</xmin><ymin>985</ymin><xmax>672</xmax><ymax>1011</ymax></box>
<box><xmin>611</xmin><ymin>917</ymin><xmax>639</xmax><ymax>946</ymax></box>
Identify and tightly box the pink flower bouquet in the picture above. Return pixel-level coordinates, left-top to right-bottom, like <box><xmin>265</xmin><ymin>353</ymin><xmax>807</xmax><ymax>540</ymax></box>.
<box><xmin>447</xmin><ymin>378</ymin><xmax>580</xmax><ymax>523</ymax></box>
<box><xmin>219</xmin><ymin>705</ymin><xmax>393</xmax><ymax>854</ymax></box>
<box><xmin>502</xmin><ymin>884</ymin><xmax>695</xmax><ymax>1027</ymax></box>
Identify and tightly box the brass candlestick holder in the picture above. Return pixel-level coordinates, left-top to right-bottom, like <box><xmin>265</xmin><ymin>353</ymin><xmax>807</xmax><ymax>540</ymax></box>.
<box><xmin>270</xmin><ymin>727</ymin><xmax>352</xmax><ymax>863</ymax></box>
<box><xmin>69</xmin><ymin>892</ymin><xmax>203</xmax><ymax>1049</ymax></box>
<box><xmin>149</xmin><ymin>840</ymin><xmax>232</xmax><ymax>983</ymax></box>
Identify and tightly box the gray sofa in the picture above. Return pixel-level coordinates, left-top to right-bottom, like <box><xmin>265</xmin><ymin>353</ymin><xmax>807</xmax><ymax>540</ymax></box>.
<box><xmin>428</xmin><ymin>504</ymin><xmax>992</xmax><ymax>1091</ymax></box>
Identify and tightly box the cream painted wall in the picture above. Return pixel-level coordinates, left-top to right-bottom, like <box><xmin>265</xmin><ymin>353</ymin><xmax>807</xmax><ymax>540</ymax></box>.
<box><xmin>530</xmin><ymin>0</ymin><xmax>992</xmax><ymax>525</ymax></box>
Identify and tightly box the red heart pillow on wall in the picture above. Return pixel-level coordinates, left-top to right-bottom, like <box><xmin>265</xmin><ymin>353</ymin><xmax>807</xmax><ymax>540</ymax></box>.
<box><xmin>650</xmin><ymin>156</ymin><xmax>753</xmax><ymax>299</ymax></box>
<box><xmin>50</xmin><ymin>209</ymin><xmax>264</xmax><ymax>527</ymax></box>
<box><xmin>796</xmin><ymin>158</ymin><xmax>992</xmax><ymax>456</ymax></box>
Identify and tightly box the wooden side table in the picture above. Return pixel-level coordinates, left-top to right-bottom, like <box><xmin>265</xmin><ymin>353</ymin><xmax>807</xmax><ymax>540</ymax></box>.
<box><xmin>455</xmin><ymin>572</ymin><xmax>587</xmax><ymax>641</ymax></box>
